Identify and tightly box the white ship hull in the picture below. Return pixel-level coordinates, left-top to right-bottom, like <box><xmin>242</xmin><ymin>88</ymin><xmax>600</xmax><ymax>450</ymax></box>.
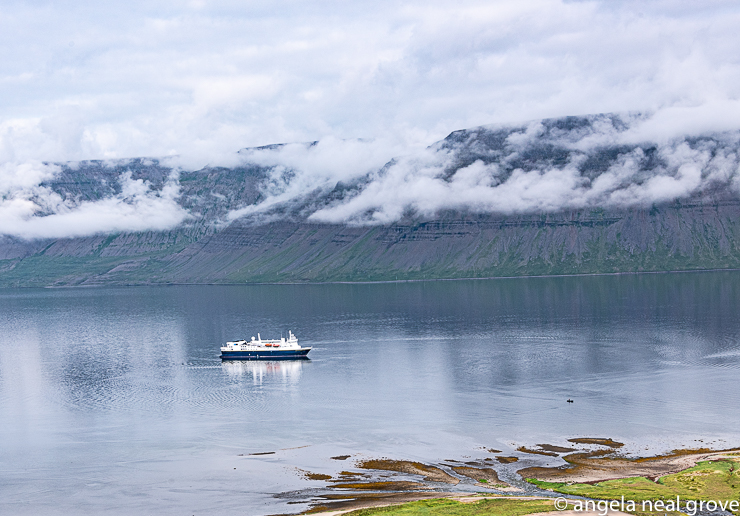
<box><xmin>220</xmin><ymin>331</ymin><xmax>311</xmax><ymax>360</ymax></box>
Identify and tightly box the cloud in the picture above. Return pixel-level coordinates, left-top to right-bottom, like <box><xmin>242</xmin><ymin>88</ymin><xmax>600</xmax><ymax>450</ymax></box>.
<box><xmin>0</xmin><ymin>162</ymin><xmax>188</xmax><ymax>239</ymax></box>
<box><xmin>225</xmin><ymin>136</ymin><xmax>408</xmax><ymax>220</ymax></box>
<box><xmin>292</xmin><ymin>115</ymin><xmax>740</xmax><ymax>224</ymax></box>
<box><xmin>620</xmin><ymin>102</ymin><xmax>740</xmax><ymax>144</ymax></box>
<box><xmin>4</xmin><ymin>1</ymin><xmax>740</xmax><ymax>235</ymax></box>
<box><xmin>2</xmin><ymin>0</ymin><xmax>740</xmax><ymax>166</ymax></box>
<box><xmin>208</xmin><ymin>112</ymin><xmax>740</xmax><ymax>226</ymax></box>
<box><xmin>3</xmin><ymin>111</ymin><xmax>740</xmax><ymax>239</ymax></box>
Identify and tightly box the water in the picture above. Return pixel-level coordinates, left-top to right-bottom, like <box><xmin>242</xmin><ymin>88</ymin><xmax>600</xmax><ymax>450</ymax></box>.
<box><xmin>1</xmin><ymin>272</ymin><xmax>740</xmax><ymax>515</ymax></box>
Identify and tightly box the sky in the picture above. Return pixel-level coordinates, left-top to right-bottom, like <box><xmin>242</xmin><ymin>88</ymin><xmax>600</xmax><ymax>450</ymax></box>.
<box><xmin>3</xmin><ymin>0</ymin><xmax>740</xmax><ymax>237</ymax></box>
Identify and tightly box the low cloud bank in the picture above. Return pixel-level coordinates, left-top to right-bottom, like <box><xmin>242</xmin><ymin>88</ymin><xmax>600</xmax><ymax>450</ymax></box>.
<box><xmin>226</xmin><ymin>112</ymin><xmax>740</xmax><ymax>225</ymax></box>
<box><xmin>0</xmin><ymin>162</ymin><xmax>188</xmax><ymax>239</ymax></box>
<box><xmin>309</xmin><ymin>141</ymin><xmax>728</xmax><ymax>225</ymax></box>
<box><xmin>226</xmin><ymin>136</ymin><xmax>407</xmax><ymax>222</ymax></box>
<box><xmin>4</xmin><ymin>111</ymin><xmax>740</xmax><ymax>240</ymax></box>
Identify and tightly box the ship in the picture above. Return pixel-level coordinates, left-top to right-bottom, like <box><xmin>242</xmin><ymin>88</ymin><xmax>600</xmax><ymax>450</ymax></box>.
<box><xmin>220</xmin><ymin>331</ymin><xmax>311</xmax><ymax>360</ymax></box>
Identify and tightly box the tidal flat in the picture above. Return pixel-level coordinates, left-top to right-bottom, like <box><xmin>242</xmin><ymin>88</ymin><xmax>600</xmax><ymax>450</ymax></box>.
<box><xmin>292</xmin><ymin>445</ymin><xmax>740</xmax><ymax>516</ymax></box>
<box><xmin>525</xmin><ymin>451</ymin><xmax>740</xmax><ymax>502</ymax></box>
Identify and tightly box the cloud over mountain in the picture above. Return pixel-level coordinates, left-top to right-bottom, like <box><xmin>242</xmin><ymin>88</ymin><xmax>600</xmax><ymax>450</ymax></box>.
<box><xmin>0</xmin><ymin>161</ymin><xmax>188</xmax><ymax>239</ymax></box>
<box><xmin>3</xmin><ymin>112</ymin><xmax>740</xmax><ymax>239</ymax></box>
<box><xmin>225</xmin><ymin>113</ymin><xmax>740</xmax><ymax>225</ymax></box>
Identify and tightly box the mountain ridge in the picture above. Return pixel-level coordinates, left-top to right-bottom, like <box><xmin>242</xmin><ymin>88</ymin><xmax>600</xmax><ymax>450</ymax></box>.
<box><xmin>2</xmin><ymin>113</ymin><xmax>740</xmax><ymax>286</ymax></box>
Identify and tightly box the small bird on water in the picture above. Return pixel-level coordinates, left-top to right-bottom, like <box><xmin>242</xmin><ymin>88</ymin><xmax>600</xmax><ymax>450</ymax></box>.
<box><xmin>567</xmin><ymin>399</ymin><xmax>574</xmax><ymax>403</ymax></box>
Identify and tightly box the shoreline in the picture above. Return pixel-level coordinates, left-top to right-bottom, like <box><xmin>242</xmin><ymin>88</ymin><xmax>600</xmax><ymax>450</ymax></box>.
<box><xmin>284</xmin><ymin>443</ymin><xmax>740</xmax><ymax>516</ymax></box>
<box><xmin>518</xmin><ymin>447</ymin><xmax>740</xmax><ymax>484</ymax></box>
<box><xmin>1</xmin><ymin>264</ymin><xmax>738</xmax><ymax>290</ymax></box>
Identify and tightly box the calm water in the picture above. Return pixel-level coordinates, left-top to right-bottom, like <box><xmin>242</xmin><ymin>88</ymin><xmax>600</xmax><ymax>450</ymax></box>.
<box><xmin>1</xmin><ymin>273</ymin><xmax>740</xmax><ymax>515</ymax></box>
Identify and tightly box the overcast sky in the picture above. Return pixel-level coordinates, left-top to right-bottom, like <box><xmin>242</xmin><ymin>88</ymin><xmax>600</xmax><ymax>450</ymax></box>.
<box><xmin>3</xmin><ymin>0</ymin><xmax>740</xmax><ymax>238</ymax></box>
<box><xmin>2</xmin><ymin>0</ymin><xmax>740</xmax><ymax>166</ymax></box>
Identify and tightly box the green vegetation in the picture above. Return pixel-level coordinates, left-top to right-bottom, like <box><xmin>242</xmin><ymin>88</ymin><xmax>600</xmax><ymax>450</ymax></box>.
<box><xmin>331</xmin><ymin>497</ymin><xmax>556</xmax><ymax>516</ymax></box>
<box><xmin>527</xmin><ymin>458</ymin><xmax>740</xmax><ymax>503</ymax></box>
<box><xmin>4</xmin><ymin>201</ymin><xmax>740</xmax><ymax>287</ymax></box>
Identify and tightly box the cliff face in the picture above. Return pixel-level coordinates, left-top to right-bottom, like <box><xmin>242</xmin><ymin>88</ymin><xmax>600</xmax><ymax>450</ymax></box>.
<box><xmin>2</xmin><ymin>200</ymin><xmax>739</xmax><ymax>286</ymax></box>
<box><xmin>2</xmin><ymin>114</ymin><xmax>740</xmax><ymax>287</ymax></box>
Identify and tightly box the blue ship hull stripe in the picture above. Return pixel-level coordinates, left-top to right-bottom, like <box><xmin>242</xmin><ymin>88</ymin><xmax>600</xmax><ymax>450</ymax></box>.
<box><xmin>220</xmin><ymin>349</ymin><xmax>310</xmax><ymax>360</ymax></box>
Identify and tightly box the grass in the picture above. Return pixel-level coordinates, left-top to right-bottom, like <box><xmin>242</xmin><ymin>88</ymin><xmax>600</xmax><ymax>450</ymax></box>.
<box><xmin>6</xmin><ymin>220</ymin><xmax>740</xmax><ymax>286</ymax></box>
<box><xmin>333</xmin><ymin>498</ymin><xmax>557</xmax><ymax>516</ymax></box>
<box><xmin>526</xmin><ymin>458</ymin><xmax>740</xmax><ymax>504</ymax></box>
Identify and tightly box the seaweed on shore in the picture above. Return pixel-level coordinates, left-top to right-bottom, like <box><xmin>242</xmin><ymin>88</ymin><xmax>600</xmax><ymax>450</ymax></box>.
<box><xmin>516</xmin><ymin>446</ymin><xmax>558</xmax><ymax>457</ymax></box>
<box><xmin>567</xmin><ymin>437</ymin><xmax>624</xmax><ymax>448</ymax></box>
<box><xmin>304</xmin><ymin>472</ymin><xmax>333</xmax><ymax>481</ymax></box>
<box><xmin>519</xmin><ymin>445</ymin><xmax>740</xmax><ymax>486</ymax></box>
<box><xmin>357</xmin><ymin>459</ymin><xmax>460</xmax><ymax>485</ymax></box>
<box><xmin>331</xmin><ymin>481</ymin><xmax>428</xmax><ymax>491</ymax></box>
<box><xmin>536</xmin><ymin>444</ymin><xmax>577</xmax><ymax>453</ymax></box>
<box><xmin>451</xmin><ymin>466</ymin><xmax>508</xmax><ymax>487</ymax></box>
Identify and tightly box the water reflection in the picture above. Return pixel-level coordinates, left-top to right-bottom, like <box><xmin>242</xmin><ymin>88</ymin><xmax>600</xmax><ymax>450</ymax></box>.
<box><xmin>221</xmin><ymin>359</ymin><xmax>307</xmax><ymax>385</ymax></box>
<box><xmin>2</xmin><ymin>274</ymin><xmax>740</xmax><ymax>516</ymax></box>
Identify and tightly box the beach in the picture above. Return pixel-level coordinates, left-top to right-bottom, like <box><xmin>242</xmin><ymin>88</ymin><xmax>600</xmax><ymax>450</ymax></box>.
<box><xmin>277</xmin><ymin>442</ymin><xmax>740</xmax><ymax>515</ymax></box>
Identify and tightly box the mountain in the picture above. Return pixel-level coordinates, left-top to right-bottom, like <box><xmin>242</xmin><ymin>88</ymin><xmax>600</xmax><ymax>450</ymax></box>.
<box><xmin>2</xmin><ymin>113</ymin><xmax>740</xmax><ymax>287</ymax></box>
